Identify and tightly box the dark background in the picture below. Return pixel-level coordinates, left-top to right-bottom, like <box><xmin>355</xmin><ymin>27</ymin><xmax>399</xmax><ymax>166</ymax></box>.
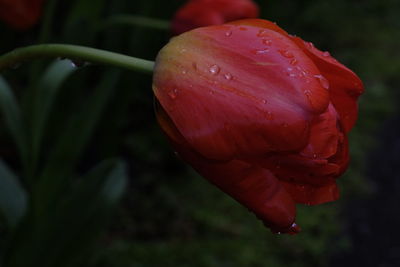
<box><xmin>0</xmin><ymin>0</ymin><xmax>399</xmax><ymax>266</ymax></box>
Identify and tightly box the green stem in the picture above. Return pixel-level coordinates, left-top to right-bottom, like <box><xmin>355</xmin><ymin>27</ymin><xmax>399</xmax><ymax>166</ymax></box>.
<box><xmin>100</xmin><ymin>14</ymin><xmax>170</xmax><ymax>31</ymax></box>
<box><xmin>0</xmin><ymin>44</ymin><xmax>155</xmax><ymax>74</ymax></box>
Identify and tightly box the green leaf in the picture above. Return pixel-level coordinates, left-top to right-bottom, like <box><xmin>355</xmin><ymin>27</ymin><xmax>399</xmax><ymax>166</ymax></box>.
<box><xmin>30</xmin><ymin>59</ymin><xmax>77</xmax><ymax>165</ymax></box>
<box><xmin>0</xmin><ymin>160</ymin><xmax>27</xmax><ymax>228</ymax></box>
<box><xmin>0</xmin><ymin>76</ymin><xmax>27</xmax><ymax>162</ymax></box>
<box><xmin>3</xmin><ymin>159</ymin><xmax>127</xmax><ymax>267</ymax></box>
<box><xmin>34</xmin><ymin>70</ymin><xmax>121</xmax><ymax>216</ymax></box>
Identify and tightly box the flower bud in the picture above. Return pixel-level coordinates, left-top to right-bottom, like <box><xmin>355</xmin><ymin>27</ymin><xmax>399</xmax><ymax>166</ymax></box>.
<box><xmin>153</xmin><ymin>19</ymin><xmax>363</xmax><ymax>234</ymax></box>
<box><xmin>0</xmin><ymin>0</ymin><xmax>44</xmax><ymax>30</ymax></box>
<box><xmin>171</xmin><ymin>0</ymin><xmax>259</xmax><ymax>35</ymax></box>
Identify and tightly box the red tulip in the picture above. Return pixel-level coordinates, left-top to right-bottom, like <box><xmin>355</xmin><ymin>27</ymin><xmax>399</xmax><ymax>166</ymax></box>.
<box><xmin>153</xmin><ymin>19</ymin><xmax>364</xmax><ymax>234</ymax></box>
<box><xmin>171</xmin><ymin>0</ymin><xmax>259</xmax><ymax>35</ymax></box>
<box><xmin>0</xmin><ymin>0</ymin><xmax>44</xmax><ymax>30</ymax></box>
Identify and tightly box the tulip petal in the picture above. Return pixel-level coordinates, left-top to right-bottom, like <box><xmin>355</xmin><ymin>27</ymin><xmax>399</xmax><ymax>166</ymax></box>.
<box><xmin>175</xmin><ymin>145</ymin><xmax>299</xmax><ymax>233</ymax></box>
<box><xmin>156</xmin><ymin>99</ymin><xmax>299</xmax><ymax>233</ymax></box>
<box><xmin>280</xmin><ymin>181</ymin><xmax>339</xmax><ymax>205</ymax></box>
<box><xmin>0</xmin><ymin>0</ymin><xmax>43</xmax><ymax>30</ymax></box>
<box><xmin>301</xmin><ymin>104</ymin><xmax>340</xmax><ymax>159</ymax></box>
<box><xmin>171</xmin><ymin>0</ymin><xmax>259</xmax><ymax>35</ymax></box>
<box><xmin>289</xmin><ymin>36</ymin><xmax>364</xmax><ymax>132</ymax></box>
<box><xmin>153</xmin><ymin>22</ymin><xmax>334</xmax><ymax>161</ymax></box>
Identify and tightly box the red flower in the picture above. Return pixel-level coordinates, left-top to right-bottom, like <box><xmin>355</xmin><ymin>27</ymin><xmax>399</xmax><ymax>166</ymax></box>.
<box><xmin>171</xmin><ymin>0</ymin><xmax>259</xmax><ymax>35</ymax></box>
<box><xmin>0</xmin><ymin>0</ymin><xmax>44</xmax><ymax>30</ymax></box>
<box><xmin>153</xmin><ymin>19</ymin><xmax>364</xmax><ymax>234</ymax></box>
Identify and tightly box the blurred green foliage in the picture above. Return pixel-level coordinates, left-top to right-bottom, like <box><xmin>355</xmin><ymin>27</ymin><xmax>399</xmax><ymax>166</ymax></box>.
<box><xmin>0</xmin><ymin>0</ymin><xmax>399</xmax><ymax>266</ymax></box>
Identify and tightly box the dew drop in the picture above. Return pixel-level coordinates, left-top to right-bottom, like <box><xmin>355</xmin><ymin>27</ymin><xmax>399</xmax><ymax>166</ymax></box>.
<box><xmin>180</xmin><ymin>48</ymin><xmax>187</xmax><ymax>53</ymax></box>
<box><xmin>168</xmin><ymin>88</ymin><xmax>178</xmax><ymax>99</ymax></box>
<box><xmin>256</xmin><ymin>48</ymin><xmax>270</xmax><ymax>54</ymax></box>
<box><xmin>257</xmin><ymin>29</ymin><xmax>268</xmax><ymax>37</ymax></box>
<box><xmin>224</xmin><ymin>73</ymin><xmax>233</xmax><ymax>80</ymax></box>
<box><xmin>305</xmin><ymin>41</ymin><xmax>315</xmax><ymax>50</ymax></box>
<box><xmin>279</xmin><ymin>50</ymin><xmax>294</xmax><ymax>58</ymax></box>
<box><xmin>265</xmin><ymin>111</ymin><xmax>274</xmax><ymax>120</ymax></box>
<box><xmin>313</xmin><ymin>153</ymin><xmax>317</xmax><ymax>158</ymax></box>
<box><xmin>287</xmin><ymin>67</ymin><xmax>293</xmax><ymax>72</ymax></box>
<box><xmin>225</xmin><ymin>30</ymin><xmax>232</xmax><ymax>37</ymax></box>
<box><xmin>313</xmin><ymin>74</ymin><xmax>330</xmax><ymax>89</ymax></box>
<box><xmin>262</xmin><ymin>99</ymin><xmax>268</xmax><ymax>104</ymax></box>
<box><xmin>322</xmin><ymin>51</ymin><xmax>331</xmax><ymax>57</ymax></box>
<box><xmin>209</xmin><ymin>64</ymin><xmax>220</xmax><ymax>75</ymax></box>
<box><xmin>70</xmin><ymin>59</ymin><xmax>85</xmax><ymax>67</ymax></box>
<box><xmin>181</xmin><ymin>69</ymin><xmax>187</xmax><ymax>74</ymax></box>
<box><xmin>262</xmin><ymin>39</ymin><xmax>272</xmax><ymax>45</ymax></box>
<box><xmin>290</xmin><ymin>58</ymin><xmax>298</xmax><ymax>65</ymax></box>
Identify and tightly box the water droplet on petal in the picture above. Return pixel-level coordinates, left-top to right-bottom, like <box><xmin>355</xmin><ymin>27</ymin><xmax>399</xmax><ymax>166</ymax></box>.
<box><xmin>262</xmin><ymin>99</ymin><xmax>268</xmax><ymax>104</ymax></box>
<box><xmin>224</xmin><ymin>73</ymin><xmax>233</xmax><ymax>80</ymax></box>
<box><xmin>313</xmin><ymin>74</ymin><xmax>330</xmax><ymax>89</ymax></box>
<box><xmin>180</xmin><ymin>48</ymin><xmax>187</xmax><ymax>53</ymax></box>
<box><xmin>168</xmin><ymin>88</ymin><xmax>178</xmax><ymax>99</ymax></box>
<box><xmin>322</xmin><ymin>51</ymin><xmax>331</xmax><ymax>57</ymax></box>
<box><xmin>313</xmin><ymin>153</ymin><xmax>317</xmax><ymax>158</ymax></box>
<box><xmin>265</xmin><ymin>111</ymin><xmax>274</xmax><ymax>120</ymax></box>
<box><xmin>279</xmin><ymin>50</ymin><xmax>294</xmax><ymax>58</ymax></box>
<box><xmin>262</xmin><ymin>39</ymin><xmax>272</xmax><ymax>45</ymax></box>
<box><xmin>257</xmin><ymin>29</ymin><xmax>268</xmax><ymax>37</ymax></box>
<box><xmin>225</xmin><ymin>30</ymin><xmax>232</xmax><ymax>37</ymax></box>
<box><xmin>256</xmin><ymin>48</ymin><xmax>270</xmax><ymax>54</ymax></box>
<box><xmin>181</xmin><ymin>69</ymin><xmax>187</xmax><ymax>74</ymax></box>
<box><xmin>305</xmin><ymin>41</ymin><xmax>315</xmax><ymax>50</ymax></box>
<box><xmin>209</xmin><ymin>64</ymin><xmax>220</xmax><ymax>75</ymax></box>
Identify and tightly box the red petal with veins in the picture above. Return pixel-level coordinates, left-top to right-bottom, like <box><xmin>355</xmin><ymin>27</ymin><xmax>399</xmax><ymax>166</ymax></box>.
<box><xmin>289</xmin><ymin>36</ymin><xmax>364</xmax><ymax>132</ymax></box>
<box><xmin>153</xmin><ymin>19</ymin><xmax>363</xmax><ymax>234</ymax></box>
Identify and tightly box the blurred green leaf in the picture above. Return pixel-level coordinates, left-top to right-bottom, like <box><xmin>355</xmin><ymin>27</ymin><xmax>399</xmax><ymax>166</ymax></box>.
<box><xmin>3</xmin><ymin>158</ymin><xmax>127</xmax><ymax>267</ymax></box>
<box><xmin>34</xmin><ymin>70</ymin><xmax>121</xmax><ymax>215</ymax></box>
<box><xmin>30</xmin><ymin>60</ymin><xmax>77</xmax><ymax>170</ymax></box>
<box><xmin>0</xmin><ymin>76</ymin><xmax>27</xmax><ymax>162</ymax></box>
<box><xmin>0</xmin><ymin>160</ymin><xmax>27</xmax><ymax>228</ymax></box>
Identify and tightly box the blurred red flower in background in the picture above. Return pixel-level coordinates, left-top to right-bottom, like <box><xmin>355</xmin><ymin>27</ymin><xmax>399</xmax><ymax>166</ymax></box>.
<box><xmin>171</xmin><ymin>0</ymin><xmax>259</xmax><ymax>35</ymax></box>
<box><xmin>0</xmin><ymin>0</ymin><xmax>44</xmax><ymax>30</ymax></box>
<box><xmin>153</xmin><ymin>19</ymin><xmax>364</xmax><ymax>234</ymax></box>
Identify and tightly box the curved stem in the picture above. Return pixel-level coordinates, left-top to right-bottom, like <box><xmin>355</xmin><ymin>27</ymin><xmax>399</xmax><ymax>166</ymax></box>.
<box><xmin>100</xmin><ymin>14</ymin><xmax>170</xmax><ymax>31</ymax></box>
<box><xmin>0</xmin><ymin>44</ymin><xmax>155</xmax><ymax>75</ymax></box>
